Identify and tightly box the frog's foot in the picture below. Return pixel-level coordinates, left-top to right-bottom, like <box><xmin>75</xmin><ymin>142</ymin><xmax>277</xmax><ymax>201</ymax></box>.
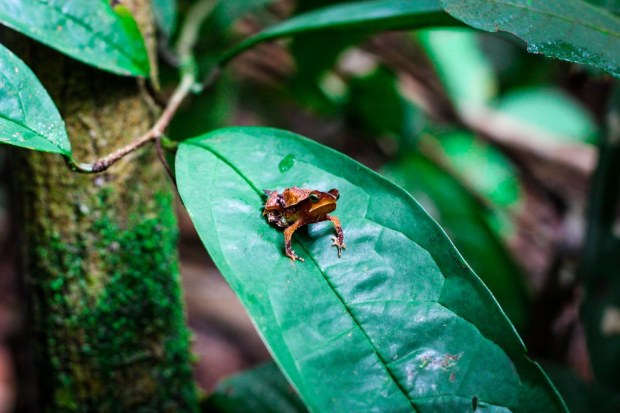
<box><xmin>331</xmin><ymin>236</ymin><xmax>346</xmax><ymax>257</ymax></box>
<box><xmin>286</xmin><ymin>249</ymin><xmax>305</xmax><ymax>262</ymax></box>
<box><xmin>284</xmin><ymin>219</ymin><xmax>305</xmax><ymax>262</ymax></box>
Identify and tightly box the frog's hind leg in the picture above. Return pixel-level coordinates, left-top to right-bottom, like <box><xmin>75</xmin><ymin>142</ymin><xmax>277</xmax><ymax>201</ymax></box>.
<box><xmin>324</xmin><ymin>215</ymin><xmax>345</xmax><ymax>257</ymax></box>
<box><xmin>284</xmin><ymin>219</ymin><xmax>305</xmax><ymax>262</ymax></box>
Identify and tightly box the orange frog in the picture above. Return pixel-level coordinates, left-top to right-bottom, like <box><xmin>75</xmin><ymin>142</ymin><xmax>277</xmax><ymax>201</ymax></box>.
<box><xmin>262</xmin><ymin>187</ymin><xmax>345</xmax><ymax>262</ymax></box>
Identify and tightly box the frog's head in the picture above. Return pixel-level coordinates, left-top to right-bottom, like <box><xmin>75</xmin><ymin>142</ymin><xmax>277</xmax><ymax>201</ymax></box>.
<box><xmin>307</xmin><ymin>189</ymin><xmax>339</xmax><ymax>218</ymax></box>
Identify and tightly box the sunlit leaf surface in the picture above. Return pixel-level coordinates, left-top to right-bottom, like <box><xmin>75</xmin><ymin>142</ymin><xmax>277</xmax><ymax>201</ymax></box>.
<box><xmin>0</xmin><ymin>43</ymin><xmax>70</xmax><ymax>154</ymax></box>
<box><xmin>0</xmin><ymin>0</ymin><xmax>150</xmax><ymax>76</ymax></box>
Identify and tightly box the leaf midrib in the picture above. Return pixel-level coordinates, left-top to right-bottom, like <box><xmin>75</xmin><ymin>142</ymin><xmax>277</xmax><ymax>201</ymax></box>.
<box><xmin>300</xmin><ymin>243</ymin><xmax>419</xmax><ymax>412</ymax></box>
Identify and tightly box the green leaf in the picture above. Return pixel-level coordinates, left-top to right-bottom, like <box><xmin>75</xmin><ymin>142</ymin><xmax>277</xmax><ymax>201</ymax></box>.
<box><xmin>416</xmin><ymin>28</ymin><xmax>497</xmax><ymax>108</ymax></box>
<box><xmin>208</xmin><ymin>0</ymin><xmax>276</xmax><ymax>32</ymax></box>
<box><xmin>495</xmin><ymin>87</ymin><xmax>599</xmax><ymax>144</ymax></box>
<box><xmin>220</xmin><ymin>0</ymin><xmax>459</xmax><ymax>63</ymax></box>
<box><xmin>168</xmin><ymin>74</ymin><xmax>235</xmax><ymax>140</ymax></box>
<box><xmin>203</xmin><ymin>363</ymin><xmax>308</xmax><ymax>413</ymax></box>
<box><xmin>0</xmin><ymin>0</ymin><xmax>150</xmax><ymax>77</ymax></box>
<box><xmin>152</xmin><ymin>0</ymin><xmax>177</xmax><ymax>37</ymax></box>
<box><xmin>437</xmin><ymin>132</ymin><xmax>521</xmax><ymax>209</ymax></box>
<box><xmin>0</xmin><ymin>43</ymin><xmax>70</xmax><ymax>155</ymax></box>
<box><xmin>440</xmin><ymin>0</ymin><xmax>620</xmax><ymax>79</ymax></box>
<box><xmin>176</xmin><ymin>127</ymin><xmax>567</xmax><ymax>412</ymax></box>
<box><xmin>382</xmin><ymin>151</ymin><xmax>528</xmax><ymax>329</ymax></box>
<box><xmin>347</xmin><ymin>67</ymin><xmax>408</xmax><ymax>138</ymax></box>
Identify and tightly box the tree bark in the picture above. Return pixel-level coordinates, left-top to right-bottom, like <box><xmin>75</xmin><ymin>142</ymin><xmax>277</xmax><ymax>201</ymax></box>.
<box><xmin>9</xmin><ymin>2</ymin><xmax>198</xmax><ymax>412</ymax></box>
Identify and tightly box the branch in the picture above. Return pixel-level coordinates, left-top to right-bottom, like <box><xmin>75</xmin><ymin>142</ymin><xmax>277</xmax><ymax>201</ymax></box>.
<box><xmin>65</xmin><ymin>73</ymin><xmax>195</xmax><ymax>173</ymax></box>
<box><xmin>65</xmin><ymin>0</ymin><xmax>220</xmax><ymax>174</ymax></box>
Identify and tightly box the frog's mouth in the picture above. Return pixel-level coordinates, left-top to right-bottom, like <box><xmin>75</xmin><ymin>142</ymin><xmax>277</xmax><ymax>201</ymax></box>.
<box><xmin>309</xmin><ymin>197</ymin><xmax>337</xmax><ymax>215</ymax></box>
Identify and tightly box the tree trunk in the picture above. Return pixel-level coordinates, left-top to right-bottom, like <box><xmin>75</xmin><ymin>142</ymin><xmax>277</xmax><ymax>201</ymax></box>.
<box><xmin>9</xmin><ymin>2</ymin><xmax>199</xmax><ymax>412</ymax></box>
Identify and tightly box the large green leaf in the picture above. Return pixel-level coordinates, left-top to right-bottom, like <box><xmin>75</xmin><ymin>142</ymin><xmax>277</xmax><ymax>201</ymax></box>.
<box><xmin>0</xmin><ymin>0</ymin><xmax>149</xmax><ymax>76</ymax></box>
<box><xmin>0</xmin><ymin>43</ymin><xmax>70</xmax><ymax>155</ymax></box>
<box><xmin>203</xmin><ymin>363</ymin><xmax>307</xmax><ymax>413</ymax></box>
<box><xmin>220</xmin><ymin>0</ymin><xmax>459</xmax><ymax>63</ymax></box>
<box><xmin>176</xmin><ymin>127</ymin><xmax>566</xmax><ymax>412</ymax></box>
<box><xmin>440</xmin><ymin>0</ymin><xmax>620</xmax><ymax>78</ymax></box>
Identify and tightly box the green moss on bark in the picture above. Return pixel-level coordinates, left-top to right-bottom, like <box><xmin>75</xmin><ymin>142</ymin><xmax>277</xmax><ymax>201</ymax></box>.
<box><xmin>23</xmin><ymin>190</ymin><xmax>196</xmax><ymax>412</ymax></box>
<box><xmin>10</xmin><ymin>2</ymin><xmax>199</xmax><ymax>411</ymax></box>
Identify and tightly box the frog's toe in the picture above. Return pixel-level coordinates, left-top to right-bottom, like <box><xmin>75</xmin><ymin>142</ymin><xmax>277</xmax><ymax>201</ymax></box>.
<box><xmin>331</xmin><ymin>236</ymin><xmax>346</xmax><ymax>257</ymax></box>
<box><xmin>286</xmin><ymin>250</ymin><xmax>304</xmax><ymax>262</ymax></box>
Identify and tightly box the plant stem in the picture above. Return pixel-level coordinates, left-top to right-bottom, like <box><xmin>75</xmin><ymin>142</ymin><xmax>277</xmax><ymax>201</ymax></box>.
<box><xmin>66</xmin><ymin>72</ymin><xmax>195</xmax><ymax>173</ymax></box>
<box><xmin>66</xmin><ymin>0</ymin><xmax>219</xmax><ymax>174</ymax></box>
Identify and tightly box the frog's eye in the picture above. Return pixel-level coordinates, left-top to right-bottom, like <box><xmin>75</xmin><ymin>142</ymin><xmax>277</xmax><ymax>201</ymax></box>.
<box><xmin>329</xmin><ymin>189</ymin><xmax>340</xmax><ymax>200</ymax></box>
<box><xmin>309</xmin><ymin>193</ymin><xmax>320</xmax><ymax>203</ymax></box>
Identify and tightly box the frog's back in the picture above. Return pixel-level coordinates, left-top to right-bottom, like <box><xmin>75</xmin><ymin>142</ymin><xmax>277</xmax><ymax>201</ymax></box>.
<box><xmin>282</xmin><ymin>187</ymin><xmax>310</xmax><ymax>207</ymax></box>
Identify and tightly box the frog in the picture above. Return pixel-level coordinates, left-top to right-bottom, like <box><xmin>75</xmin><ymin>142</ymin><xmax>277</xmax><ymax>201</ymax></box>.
<box><xmin>262</xmin><ymin>187</ymin><xmax>345</xmax><ymax>262</ymax></box>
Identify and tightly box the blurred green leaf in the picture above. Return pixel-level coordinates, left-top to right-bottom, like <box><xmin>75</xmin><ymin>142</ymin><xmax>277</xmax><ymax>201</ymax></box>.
<box><xmin>153</xmin><ymin>0</ymin><xmax>177</xmax><ymax>37</ymax></box>
<box><xmin>289</xmin><ymin>33</ymin><xmax>365</xmax><ymax>113</ymax></box>
<box><xmin>417</xmin><ymin>28</ymin><xmax>497</xmax><ymax>108</ymax></box>
<box><xmin>579</xmin><ymin>88</ymin><xmax>620</xmax><ymax>391</ymax></box>
<box><xmin>495</xmin><ymin>87</ymin><xmax>599</xmax><ymax>144</ymax></box>
<box><xmin>0</xmin><ymin>43</ymin><xmax>70</xmax><ymax>155</ymax></box>
<box><xmin>382</xmin><ymin>151</ymin><xmax>527</xmax><ymax>329</ymax></box>
<box><xmin>437</xmin><ymin>132</ymin><xmax>521</xmax><ymax>209</ymax></box>
<box><xmin>0</xmin><ymin>0</ymin><xmax>150</xmax><ymax>76</ymax></box>
<box><xmin>220</xmin><ymin>0</ymin><xmax>459</xmax><ymax>63</ymax></box>
<box><xmin>203</xmin><ymin>363</ymin><xmax>307</xmax><ymax>413</ymax></box>
<box><xmin>480</xmin><ymin>34</ymin><xmax>559</xmax><ymax>91</ymax></box>
<box><xmin>440</xmin><ymin>0</ymin><xmax>620</xmax><ymax>78</ymax></box>
<box><xmin>207</xmin><ymin>0</ymin><xmax>276</xmax><ymax>33</ymax></box>
<box><xmin>176</xmin><ymin>126</ymin><xmax>566</xmax><ymax>412</ymax></box>
<box><xmin>190</xmin><ymin>0</ymin><xmax>277</xmax><ymax>76</ymax></box>
<box><xmin>168</xmin><ymin>74</ymin><xmax>234</xmax><ymax>140</ymax></box>
<box><xmin>347</xmin><ymin>67</ymin><xmax>407</xmax><ymax>138</ymax></box>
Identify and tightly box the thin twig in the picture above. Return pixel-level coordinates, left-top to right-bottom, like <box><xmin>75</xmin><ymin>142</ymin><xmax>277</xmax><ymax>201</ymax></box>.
<box><xmin>67</xmin><ymin>73</ymin><xmax>195</xmax><ymax>173</ymax></box>
<box><xmin>66</xmin><ymin>0</ymin><xmax>220</xmax><ymax>174</ymax></box>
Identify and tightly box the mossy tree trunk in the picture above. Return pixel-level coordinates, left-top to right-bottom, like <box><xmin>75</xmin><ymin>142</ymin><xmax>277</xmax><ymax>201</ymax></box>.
<box><xmin>9</xmin><ymin>2</ymin><xmax>199</xmax><ymax>412</ymax></box>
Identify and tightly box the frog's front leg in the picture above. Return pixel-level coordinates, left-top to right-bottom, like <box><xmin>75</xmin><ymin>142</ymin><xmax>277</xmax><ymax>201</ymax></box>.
<box><xmin>284</xmin><ymin>218</ymin><xmax>306</xmax><ymax>262</ymax></box>
<box><xmin>325</xmin><ymin>214</ymin><xmax>345</xmax><ymax>257</ymax></box>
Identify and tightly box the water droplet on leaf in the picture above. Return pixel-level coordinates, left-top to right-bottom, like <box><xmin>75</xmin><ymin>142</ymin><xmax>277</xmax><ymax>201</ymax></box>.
<box><xmin>278</xmin><ymin>154</ymin><xmax>295</xmax><ymax>173</ymax></box>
